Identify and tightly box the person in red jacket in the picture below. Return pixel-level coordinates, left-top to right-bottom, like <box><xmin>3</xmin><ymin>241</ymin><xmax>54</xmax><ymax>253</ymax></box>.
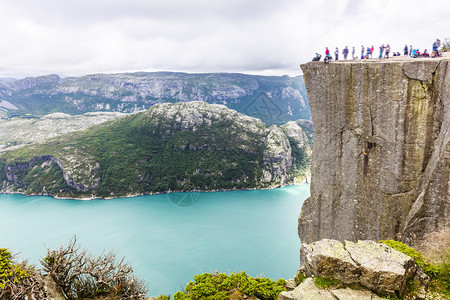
<box><xmin>325</xmin><ymin>47</ymin><xmax>330</xmax><ymax>57</ymax></box>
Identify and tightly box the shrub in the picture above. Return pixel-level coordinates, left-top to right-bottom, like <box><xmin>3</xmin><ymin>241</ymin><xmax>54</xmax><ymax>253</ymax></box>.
<box><xmin>40</xmin><ymin>236</ymin><xmax>148</xmax><ymax>299</ymax></box>
<box><xmin>435</xmin><ymin>250</ymin><xmax>450</xmax><ymax>296</ymax></box>
<box><xmin>0</xmin><ymin>248</ymin><xmax>45</xmax><ymax>300</ymax></box>
<box><xmin>173</xmin><ymin>271</ymin><xmax>286</xmax><ymax>300</ymax></box>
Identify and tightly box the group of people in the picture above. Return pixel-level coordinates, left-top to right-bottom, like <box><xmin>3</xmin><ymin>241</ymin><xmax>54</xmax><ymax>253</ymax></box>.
<box><xmin>312</xmin><ymin>38</ymin><xmax>442</xmax><ymax>62</ymax></box>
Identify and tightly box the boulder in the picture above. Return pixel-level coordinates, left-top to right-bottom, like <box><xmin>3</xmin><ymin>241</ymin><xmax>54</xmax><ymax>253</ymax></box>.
<box><xmin>300</xmin><ymin>239</ymin><xmax>360</xmax><ymax>284</ymax></box>
<box><xmin>299</xmin><ymin>239</ymin><xmax>417</xmax><ymax>298</ymax></box>
<box><xmin>344</xmin><ymin>240</ymin><xmax>417</xmax><ymax>297</ymax></box>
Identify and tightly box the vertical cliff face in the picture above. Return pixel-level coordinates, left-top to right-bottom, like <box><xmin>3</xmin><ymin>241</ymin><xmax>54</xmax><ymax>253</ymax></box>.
<box><xmin>299</xmin><ymin>58</ymin><xmax>449</xmax><ymax>246</ymax></box>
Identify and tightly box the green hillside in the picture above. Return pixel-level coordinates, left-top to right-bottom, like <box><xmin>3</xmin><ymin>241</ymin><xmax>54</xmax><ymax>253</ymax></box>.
<box><xmin>0</xmin><ymin>102</ymin><xmax>311</xmax><ymax>199</ymax></box>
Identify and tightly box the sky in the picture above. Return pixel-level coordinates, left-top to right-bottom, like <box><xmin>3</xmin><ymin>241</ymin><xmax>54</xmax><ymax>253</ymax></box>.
<box><xmin>0</xmin><ymin>0</ymin><xmax>449</xmax><ymax>78</ymax></box>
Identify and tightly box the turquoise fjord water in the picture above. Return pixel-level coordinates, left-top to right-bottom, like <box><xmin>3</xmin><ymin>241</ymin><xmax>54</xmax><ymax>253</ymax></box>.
<box><xmin>0</xmin><ymin>184</ymin><xmax>309</xmax><ymax>296</ymax></box>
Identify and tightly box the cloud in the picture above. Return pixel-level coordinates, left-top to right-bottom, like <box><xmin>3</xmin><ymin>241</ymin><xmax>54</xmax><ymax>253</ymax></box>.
<box><xmin>0</xmin><ymin>0</ymin><xmax>448</xmax><ymax>77</ymax></box>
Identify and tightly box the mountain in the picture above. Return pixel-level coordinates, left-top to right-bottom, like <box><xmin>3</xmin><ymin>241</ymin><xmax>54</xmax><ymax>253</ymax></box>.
<box><xmin>0</xmin><ymin>102</ymin><xmax>311</xmax><ymax>199</ymax></box>
<box><xmin>0</xmin><ymin>72</ymin><xmax>309</xmax><ymax>125</ymax></box>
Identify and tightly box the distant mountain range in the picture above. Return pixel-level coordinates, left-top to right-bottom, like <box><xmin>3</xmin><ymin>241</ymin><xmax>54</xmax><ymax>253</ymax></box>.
<box><xmin>0</xmin><ymin>72</ymin><xmax>309</xmax><ymax>125</ymax></box>
<box><xmin>0</xmin><ymin>102</ymin><xmax>312</xmax><ymax>198</ymax></box>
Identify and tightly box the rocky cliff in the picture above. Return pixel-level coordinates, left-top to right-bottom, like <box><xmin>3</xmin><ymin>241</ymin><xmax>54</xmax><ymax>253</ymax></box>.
<box><xmin>0</xmin><ymin>72</ymin><xmax>309</xmax><ymax>125</ymax></box>
<box><xmin>298</xmin><ymin>57</ymin><xmax>449</xmax><ymax>246</ymax></box>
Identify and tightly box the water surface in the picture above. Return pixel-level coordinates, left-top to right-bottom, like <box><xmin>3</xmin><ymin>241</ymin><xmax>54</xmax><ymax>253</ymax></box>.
<box><xmin>0</xmin><ymin>184</ymin><xmax>309</xmax><ymax>296</ymax></box>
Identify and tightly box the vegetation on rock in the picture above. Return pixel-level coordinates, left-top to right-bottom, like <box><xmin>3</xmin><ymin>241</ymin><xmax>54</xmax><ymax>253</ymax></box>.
<box><xmin>380</xmin><ymin>240</ymin><xmax>450</xmax><ymax>297</ymax></box>
<box><xmin>173</xmin><ymin>271</ymin><xmax>286</xmax><ymax>300</ymax></box>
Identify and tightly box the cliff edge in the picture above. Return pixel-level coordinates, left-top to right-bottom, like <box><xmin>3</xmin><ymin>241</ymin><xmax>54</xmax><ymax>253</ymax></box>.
<box><xmin>299</xmin><ymin>55</ymin><xmax>450</xmax><ymax>246</ymax></box>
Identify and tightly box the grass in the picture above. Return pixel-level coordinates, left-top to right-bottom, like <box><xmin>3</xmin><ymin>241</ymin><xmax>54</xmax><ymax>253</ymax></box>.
<box><xmin>380</xmin><ymin>239</ymin><xmax>450</xmax><ymax>297</ymax></box>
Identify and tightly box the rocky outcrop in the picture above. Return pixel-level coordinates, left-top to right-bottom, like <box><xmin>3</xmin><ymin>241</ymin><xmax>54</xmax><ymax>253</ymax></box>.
<box><xmin>1</xmin><ymin>155</ymin><xmax>99</xmax><ymax>194</ymax></box>
<box><xmin>299</xmin><ymin>57</ymin><xmax>450</xmax><ymax>246</ymax></box>
<box><xmin>279</xmin><ymin>239</ymin><xmax>425</xmax><ymax>300</ymax></box>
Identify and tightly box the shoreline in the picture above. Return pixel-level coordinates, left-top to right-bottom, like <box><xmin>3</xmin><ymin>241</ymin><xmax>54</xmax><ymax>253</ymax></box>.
<box><xmin>0</xmin><ymin>179</ymin><xmax>311</xmax><ymax>201</ymax></box>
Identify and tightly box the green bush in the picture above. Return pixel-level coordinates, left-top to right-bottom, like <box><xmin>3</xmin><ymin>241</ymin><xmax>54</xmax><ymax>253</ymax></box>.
<box><xmin>0</xmin><ymin>248</ymin><xmax>44</xmax><ymax>299</ymax></box>
<box><xmin>173</xmin><ymin>271</ymin><xmax>286</xmax><ymax>300</ymax></box>
<box><xmin>436</xmin><ymin>250</ymin><xmax>450</xmax><ymax>296</ymax></box>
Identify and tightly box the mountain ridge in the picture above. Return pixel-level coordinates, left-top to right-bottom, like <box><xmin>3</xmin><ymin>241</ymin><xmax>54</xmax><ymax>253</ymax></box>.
<box><xmin>0</xmin><ymin>71</ymin><xmax>309</xmax><ymax>125</ymax></box>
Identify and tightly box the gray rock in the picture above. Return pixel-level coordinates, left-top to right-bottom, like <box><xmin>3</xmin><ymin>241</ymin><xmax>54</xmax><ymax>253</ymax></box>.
<box><xmin>299</xmin><ymin>56</ymin><xmax>450</xmax><ymax>246</ymax></box>
<box><xmin>277</xmin><ymin>278</ymin><xmax>335</xmax><ymax>300</ymax></box>
<box><xmin>300</xmin><ymin>239</ymin><xmax>418</xmax><ymax>298</ymax></box>
<box><xmin>344</xmin><ymin>240</ymin><xmax>416</xmax><ymax>297</ymax></box>
<box><xmin>300</xmin><ymin>239</ymin><xmax>360</xmax><ymax>284</ymax></box>
<box><xmin>330</xmin><ymin>288</ymin><xmax>384</xmax><ymax>300</ymax></box>
<box><xmin>285</xmin><ymin>279</ymin><xmax>297</xmax><ymax>291</ymax></box>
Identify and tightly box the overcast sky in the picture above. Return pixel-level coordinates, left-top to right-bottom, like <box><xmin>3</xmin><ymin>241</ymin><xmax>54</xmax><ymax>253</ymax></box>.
<box><xmin>0</xmin><ymin>0</ymin><xmax>449</xmax><ymax>78</ymax></box>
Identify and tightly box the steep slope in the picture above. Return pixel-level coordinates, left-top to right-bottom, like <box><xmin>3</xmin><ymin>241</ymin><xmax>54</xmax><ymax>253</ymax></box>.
<box><xmin>0</xmin><ymin>102</ymin><xmax>311</xmax><ymax>199</ymax></box>
<box><xmin>0</xmin><ymin>72</ymin><xmax>309</xmax><ymax>125</ymax></box>
<box><xmin>299</xmin><ymin>57</ymin><xmax>449</xmax><ymax>246</ymax></box>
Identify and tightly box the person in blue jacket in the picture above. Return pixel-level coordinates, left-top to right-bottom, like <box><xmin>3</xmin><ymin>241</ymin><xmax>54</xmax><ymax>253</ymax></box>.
<box><xmin>343</xmin><ymin>46</ymin><xmax>349</xmax><ymax>60</ymax></box>
<box><xmin>404</xmin><ymin>45</ymin><xmax>408</xmax><ymax>55</ymax></box>
<box><xmin>379</xmin><ymin>44</ymin><xmax>385</xmax><ymax>59</ymax></box>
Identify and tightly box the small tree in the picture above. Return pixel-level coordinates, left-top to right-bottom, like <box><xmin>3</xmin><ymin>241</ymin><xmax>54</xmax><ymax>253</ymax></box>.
<box><xmin>0</xmin><ymin>248</ymin><xmax>45</xmax><ymax>300</ymax></box>
<box><xmin>40</xmin><ymin>237</ymin><xmax>148</xmax><ymax>299</ymax></box>
<box><xmin>441</xmin><ymin>38</ymin><xmax>450</xmax><ymax>51</ymax></box>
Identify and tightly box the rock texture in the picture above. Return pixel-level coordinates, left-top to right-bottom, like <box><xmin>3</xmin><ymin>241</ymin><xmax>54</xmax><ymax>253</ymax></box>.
<box><xmin>299</xmin><ymin>56</ymin><xmax>450</xmax><ymax>246</ymax></box>
<box><xmin>300</xmin><ymin>239</ymin><xmax>416</xmax><ymax>298</ymax></box>
<box><xmin>279</xmin><ymin>239</ymin><xmax>422</xmax><ymax>300</ymax></box>
<box><xmin>278</xmin><ymin>278</ymin><xmax>384</xmax><ymax>300</ymax></box>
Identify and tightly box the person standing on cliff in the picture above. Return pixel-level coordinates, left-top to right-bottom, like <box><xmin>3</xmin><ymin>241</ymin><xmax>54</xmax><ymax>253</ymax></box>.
<box><xmin>352</xmin><ymin>46</ymin><xmax>355</xmax><ymax>59</ymax></box>
<box><xmin>379</xmin><ymin>44</ymin><xmax>385</xmax><ymax>58</ymax></box>
<box><xmin>404</xmin><ymin>45</ymin><xmax>408</xmax><ymax>55</ymax></box>
<box><xmin>325</xmin><ymin>47</ymin><xmax>330</xmax><ymax>57</ymax></box>
<box><xmin>343</xmin><ymin>46</ymin><xmax>349</xmax><ymax>60</ymax></box>
<box><xmin>361</xmin><ymin>45</ymin><xmax>364</xmax><ymax>59</ymax></box>
<box><xmin>385</xmin><ymin>44</ymin><xmax>391</xmax><ymax>58</ymax></box>
<box><xmin>432</xmin><ymin>41</ymin><xmax>439</xmax><ymax>57</ymax></box>
<box><xmin>409</xmin><ymin>45</ymin><xmax>413</xmax><ymax>56</ymax></box>
<box><xmin>335</xmin><ymin>47</ymin><xmax>339</xmax><ymax>61</ymax></box>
